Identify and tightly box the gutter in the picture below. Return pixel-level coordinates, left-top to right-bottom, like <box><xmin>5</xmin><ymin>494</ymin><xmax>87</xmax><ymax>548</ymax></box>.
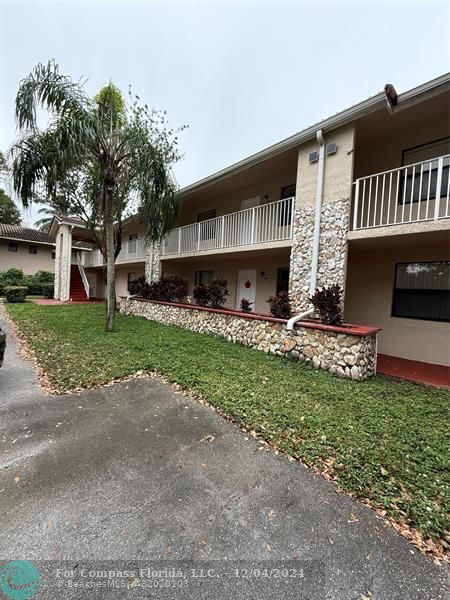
<box><xmin>287</xmin><ymin>129</ymin><xmax>326</xmax><ymax>331</ymax></box>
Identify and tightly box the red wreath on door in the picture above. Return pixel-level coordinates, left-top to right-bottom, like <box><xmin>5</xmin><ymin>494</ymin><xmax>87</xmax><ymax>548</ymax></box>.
<box><xmin>245</xmin><ymin>280</ymin><xmax>251</xmax><ymax>288</ymax></box>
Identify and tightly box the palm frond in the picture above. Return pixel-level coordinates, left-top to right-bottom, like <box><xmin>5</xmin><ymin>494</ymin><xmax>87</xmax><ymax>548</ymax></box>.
<box><xmin>15</xmin><ymin>59</ymin><xmax>92</xmax><ymax>130</ymax></box>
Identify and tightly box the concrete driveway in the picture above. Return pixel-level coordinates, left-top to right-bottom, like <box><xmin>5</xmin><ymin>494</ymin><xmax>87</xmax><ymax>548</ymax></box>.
<box><xmin>0</xmin><ymin>307</ymin><xmax>447</xmax><ymax>599</ymax></box>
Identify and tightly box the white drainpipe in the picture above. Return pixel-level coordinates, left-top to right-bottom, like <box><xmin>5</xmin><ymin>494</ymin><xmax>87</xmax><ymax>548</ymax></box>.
<box><xmin>287</xmin><ymin>129</ymin><xmax>326</xmax><ymax>331</ymax></box>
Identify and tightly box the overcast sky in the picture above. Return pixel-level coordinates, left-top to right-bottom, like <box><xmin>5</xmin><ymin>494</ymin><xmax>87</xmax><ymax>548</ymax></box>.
<box><xmin>0</xmin><ymin>0</ymin><xmax>449</xmax><ymax>225</ymax></box>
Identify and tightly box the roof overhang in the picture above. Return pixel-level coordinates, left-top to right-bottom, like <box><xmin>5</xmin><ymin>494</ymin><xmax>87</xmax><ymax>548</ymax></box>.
<box><xmin>48</xmin><ymin>215</ymin><xmax>87</xmax><ymax>237</ymax></box>
<box><xmin>0</xmin><ymin>235</ymin><xmax>54</xmax><ymax>247</ymax></box>
<box><xmin>180</xmin><ymin>72</ymin><xmax>450</xmax><ymax>197</ymax></box>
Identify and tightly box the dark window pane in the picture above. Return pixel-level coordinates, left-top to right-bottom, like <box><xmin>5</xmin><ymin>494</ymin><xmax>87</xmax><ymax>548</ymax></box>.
<box><xmin>8</xmin><ymin>242</ymin><xmax>17</xmax><ymax>252</ymax></box>
<box><xmin>392</xmin><ymin>262</ymin><xmax>450</xmax><ymax>322</ymax></box>
<box><xmin>277</xmin><ymin>267</ymin><xmax>290</xmax><ymax>294</ymax></box>
<box><xmin>280</xmin><ymin>184</ymin><xmax>296</xmax><ymax>199</ymax></box>
<box><xmin>195</xmin><ymin>271</ymin><xmax>214</xmax><ymax>286</ymax></box>
<box><xmin>29</xmin><ymin>245</ymin><xmax>37</xmax><ymax>254</ymax></box>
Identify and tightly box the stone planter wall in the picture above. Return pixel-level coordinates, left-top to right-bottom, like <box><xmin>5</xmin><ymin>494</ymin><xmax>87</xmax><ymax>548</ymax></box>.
<box><xmin>120</xmin><ymin>298</ymin><xmax>379</xmax><ymax>381</ymax></box>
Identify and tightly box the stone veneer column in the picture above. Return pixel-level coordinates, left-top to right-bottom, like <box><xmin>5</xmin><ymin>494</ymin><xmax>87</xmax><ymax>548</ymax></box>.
<box><xmin>145</xmin><ymin>241</ymin><xmax>161</xmax><ymax>283</ymax></box>
<box><xmin>289</xmin><ymin>125</ymin><xmax>355</xmax><ymax>312</ymax></box>
<box><xmin>54</xmin><ymin>224</ymin><xmax>72</xmax><ymax>301</ymax></box>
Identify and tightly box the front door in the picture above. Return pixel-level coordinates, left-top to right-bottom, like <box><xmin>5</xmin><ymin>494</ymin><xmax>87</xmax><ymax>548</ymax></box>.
<box><xmin>236</xmin><ymin>269</ymin><xmax>256</xmax><ymax>310</ymax></box>
<box><xmin>86</xmin><ymin>272</ymin><xmax>97</xmax><ymax>298</ymax></box>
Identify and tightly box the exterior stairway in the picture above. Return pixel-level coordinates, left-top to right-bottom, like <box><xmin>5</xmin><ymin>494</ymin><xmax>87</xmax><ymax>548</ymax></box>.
<box><xmin>70</xmin><ymin>264</ymin><xmax>88</xmax><ymax>301</ymax></box>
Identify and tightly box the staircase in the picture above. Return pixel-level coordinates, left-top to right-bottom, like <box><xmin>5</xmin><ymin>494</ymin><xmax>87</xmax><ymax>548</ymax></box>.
<box><xmin>70</xmin><ymin>264</ymin><xmax>88</xmax><ymax>301</ymax></box>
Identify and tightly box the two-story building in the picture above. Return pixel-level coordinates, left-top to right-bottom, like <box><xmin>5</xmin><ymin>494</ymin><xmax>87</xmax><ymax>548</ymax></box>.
<box><xmin>54</xmin><ymin>73</ymin><xmax>449</xmax><ymax>370</ymax></box>
<box><xmin>0</xmin><ymin>224</ymin><xmax>57</xmax><ymax>274</ymax></box>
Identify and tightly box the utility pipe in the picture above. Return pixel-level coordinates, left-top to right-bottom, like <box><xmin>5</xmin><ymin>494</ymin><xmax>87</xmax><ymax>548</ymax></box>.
<box><xmin>286</xmin><ymin>129</ymin><xmax>326</xmax><ymax>331</ymax></box>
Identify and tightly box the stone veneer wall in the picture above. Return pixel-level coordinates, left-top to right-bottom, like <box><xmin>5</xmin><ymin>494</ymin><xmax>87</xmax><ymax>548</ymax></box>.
<box><xmin>120</xmin><ymin>298</ymin><xmax>378</xmax><ymax>380</ymax></box>
<box><xmin>289</xmin><ymin>197</ymin><xmax>351</xmax><ymax>312</ymax></box>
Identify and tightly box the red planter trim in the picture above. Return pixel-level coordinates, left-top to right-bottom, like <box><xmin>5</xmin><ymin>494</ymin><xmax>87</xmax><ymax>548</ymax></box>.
<box><xmin>124</xmin><ymin>297</ymin><xmax>381</xmax><ymax>336</ymax></box>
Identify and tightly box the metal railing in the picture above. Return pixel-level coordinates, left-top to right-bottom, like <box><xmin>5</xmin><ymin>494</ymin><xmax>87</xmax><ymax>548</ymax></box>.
<box><xmin>352</xmin><ymin>154</ymin><xmax>450</xmax><ymax>230</ymax></box>
<box><xmin>161</xmin><ymin>197</ymin><xmax>294</xmax><ymax>256</ymax></box>
<box><xmin>84</xmin><ymin>236</ymin><xmax>146</xmax><ymax>267</ymax></box>
<box><xmin>76</xmin><ymin>252</ymin><xmax>90</xmax><ymax>298</ymax></box>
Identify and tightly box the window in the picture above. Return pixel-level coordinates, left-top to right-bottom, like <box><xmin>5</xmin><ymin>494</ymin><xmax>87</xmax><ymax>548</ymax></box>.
<box><xmin>128</xmin><ymin>272</ymin><xmax>138</xmax><ymax>287</ymax></box>
<box><xmin>197</xmin><ymin>210</ymin><xmax>217</xmax><ymax>241</ymax></box>
<box><xmin>51</xmin><ymin>249</ymin><xmax>56</xmax><ymax>260</ymax></box>
<box><xmin>276</xmin><ymin>267</ymin><xmax>290</xmax><ymax>294</ymax></box>
<box><xmin>279</xmin><ymin>185</ymin><xmax>295</xmax><ymax>226</ymax></box>
<box><xmin>280</xmin><ymin>184</ymin><xmax>296</xmax><ymax>200</ymax></box>
<box><xmin>392</xmin><ymin>262</ymin><xmax>450</xmax><ymax>322</ymax></box>
<box><xmin>195</xmin><ymin>271</ymin><xmax>214</xmax><ymax>286</ymax></box>
<box><xmin>29</xmin><ymin>245</ymin><xmax>37</xmax><ymax>255</ymax></box>
<box><xmin>400</xmin><ymin>137</ymin><xmax>450</xmax><ymax>204</ymax></box>
<box><xmin>8</xmin><ymin>242</ymin><xmax>17</xmax><ymax>252</ymax></box>
<box><xmin>128</xmin><ymin>233</ymin><xmax>138</xmax><ymax>253</ymax></box>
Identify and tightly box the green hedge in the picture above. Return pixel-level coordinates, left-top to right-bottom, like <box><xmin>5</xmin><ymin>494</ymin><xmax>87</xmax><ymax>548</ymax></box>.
<box><xmin>0</xmin><ymin>269</ymin><xmax>54</xmax><ymax>296</ymax></box>
<box><xmin>4</xmin><ymin>286</ymin><xmax>28</xmax><ymax>303</ymax></box>
<box><xmin>41</xmin><ymin>283</ymin><xmax>54</xmax><ymax>299</ymax></box>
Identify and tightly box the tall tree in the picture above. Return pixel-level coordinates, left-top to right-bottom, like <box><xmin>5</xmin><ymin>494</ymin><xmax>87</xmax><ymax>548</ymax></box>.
<box><xmin>11</xmin><ymin>61</ymin><xmax>184</xmax><ymax>331</ymax></box>
<box><xmin>0</xmin><ymin>188</ymin><xmax>21</xmax><ymax>225</ymax></box>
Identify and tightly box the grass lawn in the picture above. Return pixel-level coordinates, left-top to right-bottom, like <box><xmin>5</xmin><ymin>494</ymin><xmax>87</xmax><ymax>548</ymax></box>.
<box><xmin>6</xmin><ymin>302</ymin><xmax>450</xmax><ymax>544</ymax></box>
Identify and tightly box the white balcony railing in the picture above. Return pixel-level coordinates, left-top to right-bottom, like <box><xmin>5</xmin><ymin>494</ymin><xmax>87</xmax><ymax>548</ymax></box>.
<box><xmin>161</xmin><ymin>197</ymin><xmax>294</xmax><ymax>256</ymax></box>
<box><xmin>352</xmin><ymin>154</ymin><xmax>450</xmax><ymax>230</ymax></box>
<box><xmin>84</xmin><ymin>236</ymin><xmax>146</xmax><ymax>267</ymax></box>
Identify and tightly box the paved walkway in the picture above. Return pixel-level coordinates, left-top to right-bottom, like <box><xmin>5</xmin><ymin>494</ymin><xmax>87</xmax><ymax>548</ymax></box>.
<box><xmin>0</xmin><ymin>304</ymin><xmax>447</xmax><ymax>599</ymax></box>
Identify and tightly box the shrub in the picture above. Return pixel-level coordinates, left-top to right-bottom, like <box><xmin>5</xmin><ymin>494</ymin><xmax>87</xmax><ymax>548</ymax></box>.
<box><xmin>193</xmin><ymin>284</ymin><xmax>210</xmax><ymax>307</ymax></box>
<box><xmin>309</xmin><ymin>284</ymin><xmax>343</xmax><ymax>326</ymax></box>
<box><xmin>193</xmin><ymin>279</ymin><xmax>229</xmax><ymax>309</ymax></box>
<box><xmin>128</xmin><ymin>276</ymin><xmax>150</xmax><ymax>297</ymax></box>
<box><xmin>33</xmin><ymin>270</ymin><xmax>54</xmax><ymax>290</ymax></box>
<box><xmin>208</xmin><ymin>279</ymin><xmax>229</xmax><ymax>309</ymax></box>
<box><xmin>23</xmin><ymin>275</ymin><xmax>41</xmax><ymax>295</ymax></box>
<box><xmin>4</xmin><ymin>286</ymin><xmax>28</xmax><ymax>303</ymax></box>
<box><xmin>146</xmin><ymin>276</ymin><xmax>188</xmax><ymax>303</ymax></box>
<box><xmin>0</xmin><ymin>268</ymin><xmax>25</xmax><ymax>295</ymax></box>
<box><xmin>41</xmin><ymin>283</ymin><xmax>55</xmax><ymax>299</ymax></box>
<box><xmin>240</xmin><ymin>298</ymin><xmax>253</xmax><ymax>313</ymax></box>
<box><xmin>267</xmin><ymin>290</ymin><xmax>292</xmax><ymax>319</ymax></box>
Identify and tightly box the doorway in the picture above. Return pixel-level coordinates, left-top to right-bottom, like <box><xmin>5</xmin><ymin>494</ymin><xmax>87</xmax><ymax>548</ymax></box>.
<box><xmin>236</xmin><ymin>269</ymin><xmax>256</xmax><ymax>310</ymax></box>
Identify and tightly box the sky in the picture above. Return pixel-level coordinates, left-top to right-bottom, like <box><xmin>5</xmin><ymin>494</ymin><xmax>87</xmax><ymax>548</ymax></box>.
<box><xmin>0</xmin><ymin>0</ymin><xmax>449</xmax><ymax>226</ymax></box>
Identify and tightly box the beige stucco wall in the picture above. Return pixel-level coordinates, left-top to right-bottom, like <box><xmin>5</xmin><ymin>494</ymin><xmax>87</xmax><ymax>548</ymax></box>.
<box><xmin>178</xmin><ymin>155</ymin><xmax>298</xmax><ymax>227</ymax></box>
<box><xmin>153</xmin><ymin>252</ymin><xmax>290</xmax><ymax>313</ymax></box>
<box><xmin>345</xmin><ymin>241</ymin><xmax>450</xmax><ymax>366</ymax></box>
<box><xmin>121</xmin><ymin>218</ymin><xmax>147</xmax><ymax>239</ymax></box>
<box><xmin>0</xmin><ymin>239</ymin><xmax>55</xmax><ymax>274</ymax></box>
<box><xmin>295</xmin><ymin>125</ymin><xmax>356</xmax><ymax>209</ymax></box>
<box><xmin>354</xmin><ymin>93</ymin><xmax>449</xmax><ymax>179</ymax></box>
<box><xmin>84</xmin><ymin>265</ymin><xmax>145</xmax><ymax>299</ymax></box>
<box><xmin>289</xmin><ymin>125</ymin><xmax>355</xmax><ymax>310</ymax></box>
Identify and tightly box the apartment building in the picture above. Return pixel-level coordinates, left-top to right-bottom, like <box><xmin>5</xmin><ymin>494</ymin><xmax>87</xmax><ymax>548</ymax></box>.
<box><xmin>55</xmin><ymin>73</ymin><xmax>450</xmax><ymax>368</ymax></box>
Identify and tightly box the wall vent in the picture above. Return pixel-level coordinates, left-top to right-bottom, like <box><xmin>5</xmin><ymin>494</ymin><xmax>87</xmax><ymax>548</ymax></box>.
<box><xmin>309</xmin><ymin>151</ymin><xmax>319</xmax><ymax>163</ymax></box>
<box><xmin>326</xmin><ymin>142</ymin><xmax>337</xmax><ymax>155</ymax></box>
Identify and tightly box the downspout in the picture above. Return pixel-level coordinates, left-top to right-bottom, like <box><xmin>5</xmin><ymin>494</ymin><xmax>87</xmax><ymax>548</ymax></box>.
<box><xmin>287</xmin><ymin>129</ymin><xmax>326</xmax><ymax>330</ymax></box>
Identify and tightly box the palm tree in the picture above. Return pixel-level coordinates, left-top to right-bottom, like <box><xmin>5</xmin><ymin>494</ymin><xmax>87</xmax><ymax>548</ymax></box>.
<box><xmin>11</xmin><ymin>61</ymin><xmax>180</xmax><ymax>331</ymax></box>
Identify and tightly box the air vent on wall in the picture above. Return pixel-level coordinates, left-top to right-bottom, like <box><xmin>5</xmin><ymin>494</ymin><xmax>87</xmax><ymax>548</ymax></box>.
<box><xmin>326</xmin><ymin>142</ymin><xmax>337</xmax><ymax>155</ymax></box>
<box><xmin>309</xmin><ymin>151</ymin><xmax>319</xmax><ymax>163</ymax></box>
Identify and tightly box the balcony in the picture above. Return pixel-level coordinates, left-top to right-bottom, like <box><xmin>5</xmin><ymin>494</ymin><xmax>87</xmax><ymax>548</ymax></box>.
<box><xmin>351</xmin><ymin>155</ymin><xmax>450</xmax><ymax>231</ymax></box>
<box><xmin>84</xmin><ymin>236</ymin><xmax>146</xmax><ymax>267</ymax></box>
<box><xmin>161</xmin><ymin>197</ymin><xmax>294</xmax><ymax>257</ymax></box>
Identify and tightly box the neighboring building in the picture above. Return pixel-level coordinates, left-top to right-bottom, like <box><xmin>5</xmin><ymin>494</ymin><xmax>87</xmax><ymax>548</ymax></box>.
<box><xmin>54</xmin><ymin>73</ymin><xmax>450</xmax><ymax>368</ymax></box>
<box><xmin>0</xmin><ymin>224</ymin><xmax>57</xmax><ymax>274</ymax></box>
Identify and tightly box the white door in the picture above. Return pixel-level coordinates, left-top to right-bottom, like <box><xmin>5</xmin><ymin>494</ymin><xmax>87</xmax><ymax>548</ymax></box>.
<box><xmin>86</xmin><ymin>272</ymin><xmax>97</xmax><ymax>298</ymax></box>
<box><xmin>236</xmin><ymin>269</ymin><xmax>256</xmax><ymax>310</ymax></box>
